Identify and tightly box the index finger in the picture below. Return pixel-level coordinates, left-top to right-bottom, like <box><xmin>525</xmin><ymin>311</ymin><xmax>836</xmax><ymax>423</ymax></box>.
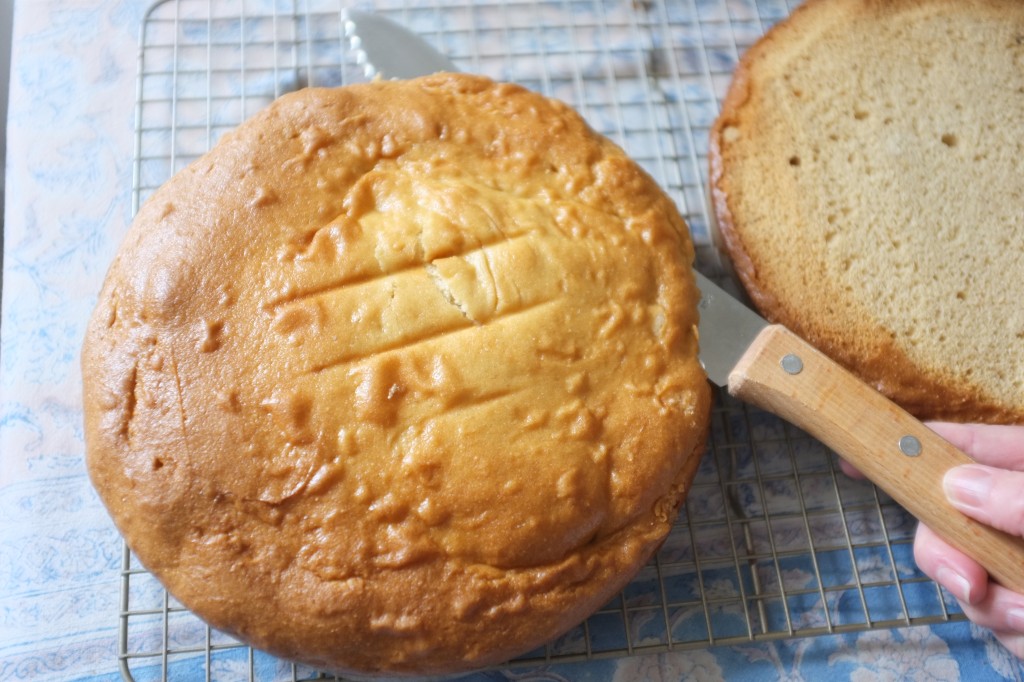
<box><xmin>927</xmin><ymin>422</ymin><xmax>1024</xmax><ymax>471</ymax></box>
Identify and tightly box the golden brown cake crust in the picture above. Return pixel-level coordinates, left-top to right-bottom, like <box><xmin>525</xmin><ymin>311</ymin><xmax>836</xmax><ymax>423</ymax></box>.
<box><xmin>710</xmin><ymin>0</ymin><xmax>1024</xmax><ymax>423</ymax></box>
<box><xmin>82</xmin><ymin>74</ymin><xmax>710</xmax><ymax>675</ymax></box>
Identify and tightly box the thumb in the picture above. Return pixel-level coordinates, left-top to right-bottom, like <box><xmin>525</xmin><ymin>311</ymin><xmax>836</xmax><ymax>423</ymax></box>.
<box><xmin>944</xmin><ymin>464</ymin><xmax>1024</xmax><ymax>537</ymax></box>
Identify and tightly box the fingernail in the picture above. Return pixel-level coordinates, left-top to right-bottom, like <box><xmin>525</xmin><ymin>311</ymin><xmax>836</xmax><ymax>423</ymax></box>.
<box><xmin>935</xmin><ymin>565</ymin><xmax>973</xmax><ymax>604</ymax></box>
<box><xmin>943</xmin><ymin>465</ymin><xmax>993</xmax><ymax>512</ymax></box>
<box><xmin>1008</xmin><ymin>608</ymin><xmax>1024</xmax><ymax>633</ymax></box>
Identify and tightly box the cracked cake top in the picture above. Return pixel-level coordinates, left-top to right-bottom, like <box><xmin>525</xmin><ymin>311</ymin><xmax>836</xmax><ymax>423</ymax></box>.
<box><xmin>81</xmin><ymin>73</ymin><xmax>710</xmax><ymax>676</ymax></box>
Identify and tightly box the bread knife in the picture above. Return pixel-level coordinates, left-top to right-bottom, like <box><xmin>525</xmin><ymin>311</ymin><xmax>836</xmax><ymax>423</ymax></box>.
<box><xmin>342</xmin><ymin>9</ymin><xmax>1024</xmax><ymax>594</ymax></box>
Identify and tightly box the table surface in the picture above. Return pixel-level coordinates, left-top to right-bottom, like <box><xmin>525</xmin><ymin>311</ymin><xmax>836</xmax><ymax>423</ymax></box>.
<box><xmin>2</xmin><ymin>1</ymin><xmax>1024</xmax><ymax>680</ymax></box>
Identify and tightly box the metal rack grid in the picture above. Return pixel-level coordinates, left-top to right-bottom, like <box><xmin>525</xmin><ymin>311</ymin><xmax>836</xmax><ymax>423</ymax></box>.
<box><xmin>121</xmin><ymin>0</ymin><xmax>966</xmax><ymax>679</ymax></box>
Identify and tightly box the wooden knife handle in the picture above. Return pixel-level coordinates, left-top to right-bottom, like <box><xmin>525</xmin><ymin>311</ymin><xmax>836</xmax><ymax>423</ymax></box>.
<box><xmin>728</xmin><ymin>324</ymin><xmax>1024</xmax><ymax>595</ymax></box>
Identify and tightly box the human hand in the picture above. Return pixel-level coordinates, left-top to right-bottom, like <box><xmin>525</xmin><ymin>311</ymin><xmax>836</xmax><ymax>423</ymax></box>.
<box><xmin>841</xmin><ymin>422</ymin><xmax>1024</xmax><ymax>657</ymax></box>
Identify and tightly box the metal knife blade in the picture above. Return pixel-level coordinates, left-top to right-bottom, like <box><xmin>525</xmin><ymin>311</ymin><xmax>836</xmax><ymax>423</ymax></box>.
<box><xmin>342</xmin><ymin>11</ymin><xmax>1024</xmax><ymax>593</ymax></box>
<box><xmin>342</xmin><ymin>9</ymin><xmax>456</xmax><ymax>80</ymax></box>
<box><xmin>692</xmin><ymin>270</ymin><xmax>767</xmax><ymax>386</ymax></box>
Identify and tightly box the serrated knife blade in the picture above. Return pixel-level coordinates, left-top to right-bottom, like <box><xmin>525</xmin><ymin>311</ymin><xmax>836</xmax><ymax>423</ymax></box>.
<box><xmin>342</xmin><ymin>9</ymin><xmax>456</xmax><ymax>80</ymax></box>
<box><xmin>342</xmin><ymin>10</ymin><xmax>1024</xmax><ymax>594</ymax></box>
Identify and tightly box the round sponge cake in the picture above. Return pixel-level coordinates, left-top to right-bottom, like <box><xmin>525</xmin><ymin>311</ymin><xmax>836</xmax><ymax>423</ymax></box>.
<box><xmin>82</xmin><ymin>74</ymin><xmax>711</xmax><ymax>675</ymax></box>
<box><xmin>710</xmin><ymin>0</ymin><xmax>1024</xmax><ymax>423</ymax></box>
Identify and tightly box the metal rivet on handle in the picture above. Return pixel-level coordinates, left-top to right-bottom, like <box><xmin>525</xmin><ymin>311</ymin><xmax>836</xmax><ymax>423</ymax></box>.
<box><xmin>899</xmin><ymin>435</ymin><xmax>922</xmax><ymax>457</ymax></box>
<box><xmin>781</xmin><ymin>354</ymin><xmax>804</xmax><ymax>375</ymax></box>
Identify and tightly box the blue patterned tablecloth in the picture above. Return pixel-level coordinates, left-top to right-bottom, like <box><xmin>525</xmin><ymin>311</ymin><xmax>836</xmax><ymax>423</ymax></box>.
<box><xmin>2</xmin><ymin>2</ymin><xmax>1023</xmax><ymax>681</ymax></box>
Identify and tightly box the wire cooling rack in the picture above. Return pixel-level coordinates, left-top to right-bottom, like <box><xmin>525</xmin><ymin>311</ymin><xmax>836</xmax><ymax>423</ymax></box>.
<box><xmin>121</xmin><ymin>0</ymin><xmax>967</xmax><ymax>679</ymax></box>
